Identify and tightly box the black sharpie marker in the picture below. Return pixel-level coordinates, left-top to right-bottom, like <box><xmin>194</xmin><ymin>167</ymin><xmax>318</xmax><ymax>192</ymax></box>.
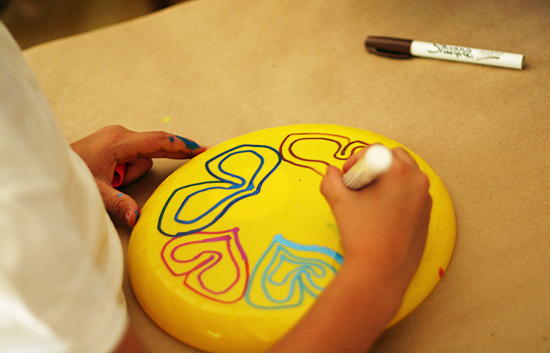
<box><xmin>365</xmin><ymin>36</ymin><xmax>524</xmax><ymax>70</ymax></box>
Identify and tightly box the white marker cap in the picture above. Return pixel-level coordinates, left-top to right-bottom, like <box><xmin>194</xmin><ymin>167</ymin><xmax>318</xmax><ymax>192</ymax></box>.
<box><xmin>342</xmin><ymin>145</ymin><xmax>393</xmax><ymax>189</ymax></box>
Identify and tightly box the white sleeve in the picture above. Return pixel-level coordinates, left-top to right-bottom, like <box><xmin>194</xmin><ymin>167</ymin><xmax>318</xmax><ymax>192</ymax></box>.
<box><xmin>0</xmin><ymin>22</ymin><xmax>128</xmax><ymax>353</ymax></box>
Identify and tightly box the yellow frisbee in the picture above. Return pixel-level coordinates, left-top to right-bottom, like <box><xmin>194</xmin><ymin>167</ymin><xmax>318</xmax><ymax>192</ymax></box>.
<box><xmin>128</xmin><ymin>124</ymin><xmax>456</xmax><ymax>353</ymax></box>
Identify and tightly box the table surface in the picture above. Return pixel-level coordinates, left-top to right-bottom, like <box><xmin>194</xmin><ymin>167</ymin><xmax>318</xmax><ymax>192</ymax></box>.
<box><xmin>23</xmin><ymin>0</ymin><xmax>550</xmax><ymax>352</ymax></box>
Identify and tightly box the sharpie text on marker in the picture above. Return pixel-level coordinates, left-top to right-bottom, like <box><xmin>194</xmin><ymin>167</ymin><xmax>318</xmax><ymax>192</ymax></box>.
<box><xmin>365</xmin><ymin>36</ymin><xmax>524</xmax><ymax>70</ymax></box>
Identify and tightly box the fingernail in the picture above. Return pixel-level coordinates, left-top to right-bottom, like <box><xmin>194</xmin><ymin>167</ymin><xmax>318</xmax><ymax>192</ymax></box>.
<box><xmin>176</xmin><ymin>135</ymin><xmax>201</xmax><ymax>150</ymax></box>
<box><xmin>117</xmin><ymin>193</ymin><xmax>123</xmax><ymax>198</ymax></box>
<box><xmin>135</xmin><ymin>209</ymin><xmax>140</xmax><ymax>221</ymax></box>
<box><xmin>168</xmin><ymin>136</ymin><xmax>175</xmax><ymax>143</ymax></box>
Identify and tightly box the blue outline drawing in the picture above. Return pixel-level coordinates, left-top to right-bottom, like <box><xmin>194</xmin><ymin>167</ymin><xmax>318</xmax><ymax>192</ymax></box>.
<box><xmin>158</xmin><ymin>144</ymin><xmax>281</xmax><ymax>237</ymax></box>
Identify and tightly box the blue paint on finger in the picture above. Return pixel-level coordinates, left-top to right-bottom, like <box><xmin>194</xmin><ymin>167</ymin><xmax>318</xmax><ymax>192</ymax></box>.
<box><xmin>176</xmin><ymin>135</ymin><xmax>201</xmax><ymax>150</ymax></box>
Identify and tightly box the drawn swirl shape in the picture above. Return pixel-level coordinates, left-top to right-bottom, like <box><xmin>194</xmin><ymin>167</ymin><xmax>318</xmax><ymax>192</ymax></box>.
<box><xmin>161</xmin><ymin>228</ymin><xmax>249</xmax><ymax>303</ymax></box>
<box><xmin>279</xmin><ymin>133</ymin><xmax>368</xmax><ymax>176</ymax></box>
<box><xmin>158</xmin><ymin>144</ymin><xmax>281</xmax><ymax>236</ymax></box>
<box><xmin>246</xmin><ymin>234</ymin><xmax>343</xmax><ymax>309</ymax></box>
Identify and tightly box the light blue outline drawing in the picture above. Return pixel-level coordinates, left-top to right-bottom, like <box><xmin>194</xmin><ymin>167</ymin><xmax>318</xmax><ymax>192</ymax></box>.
<box><xmin>246</xmin><ymin>234</ymin><xmax>343</xmax><ymax>309</ymax></box>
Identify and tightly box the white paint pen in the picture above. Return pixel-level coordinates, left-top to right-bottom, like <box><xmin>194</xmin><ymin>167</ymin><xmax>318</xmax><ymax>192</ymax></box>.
<box><xmin>342</xmin><ymin>145</ymin><xmax>393</xmax><ymax>190</ymax></box>
<box><xmin>365</xmin><ymin>36</ymin><xmax>525</xmax><ymax>70</ymax></box>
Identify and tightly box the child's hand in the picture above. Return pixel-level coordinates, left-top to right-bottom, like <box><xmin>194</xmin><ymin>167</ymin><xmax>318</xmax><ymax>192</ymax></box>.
<box><xmin>268</xmin><ymin>145</ymin><xmax>432</xmax><ymax>353</ymax></box>
<box><xmin>321</xmin><ymin>145</ymin><xmax>432</xmax><ymax>295</ymax></box>
<box><xmin>70</xmin><ymin>125</ymin><xmax>206</xmax><ymax>227</ymax></box>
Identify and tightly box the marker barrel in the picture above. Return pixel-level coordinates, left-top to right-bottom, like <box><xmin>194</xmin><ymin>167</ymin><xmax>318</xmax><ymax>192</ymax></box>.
<box><xmin>410</xmin><ymin>41</ymin><xmax>524</xmax><ymax>70</ymax></box>
<box><xmin>343</xmin><ymin>145</ymin><xmax>393</xmax><ymax>190</ymax></box>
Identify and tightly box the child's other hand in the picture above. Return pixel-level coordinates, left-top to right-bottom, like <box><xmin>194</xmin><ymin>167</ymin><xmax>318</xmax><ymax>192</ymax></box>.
<box><xmin>320</xmin><ymin>145</ymin><xmax>432</xmax><ymax>296</ymax></box>
<box><xmin>71</xmin><ymin>125</ymin><xmax>206</xmax><ymax>227</ymax></box>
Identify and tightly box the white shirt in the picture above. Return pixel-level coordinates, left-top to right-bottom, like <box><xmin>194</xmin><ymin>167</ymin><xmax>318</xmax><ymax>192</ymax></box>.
<box><xmin>0</xmin><ymin>22</ymin><xmax>128</xmax><ymax>353</ymax></box>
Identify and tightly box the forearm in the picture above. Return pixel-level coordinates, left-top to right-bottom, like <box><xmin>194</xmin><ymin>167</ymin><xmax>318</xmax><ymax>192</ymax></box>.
<box><xmin>267</xmin><ymin>261</ymin><xmax>405</xmax><ymax>353</ymax></box>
